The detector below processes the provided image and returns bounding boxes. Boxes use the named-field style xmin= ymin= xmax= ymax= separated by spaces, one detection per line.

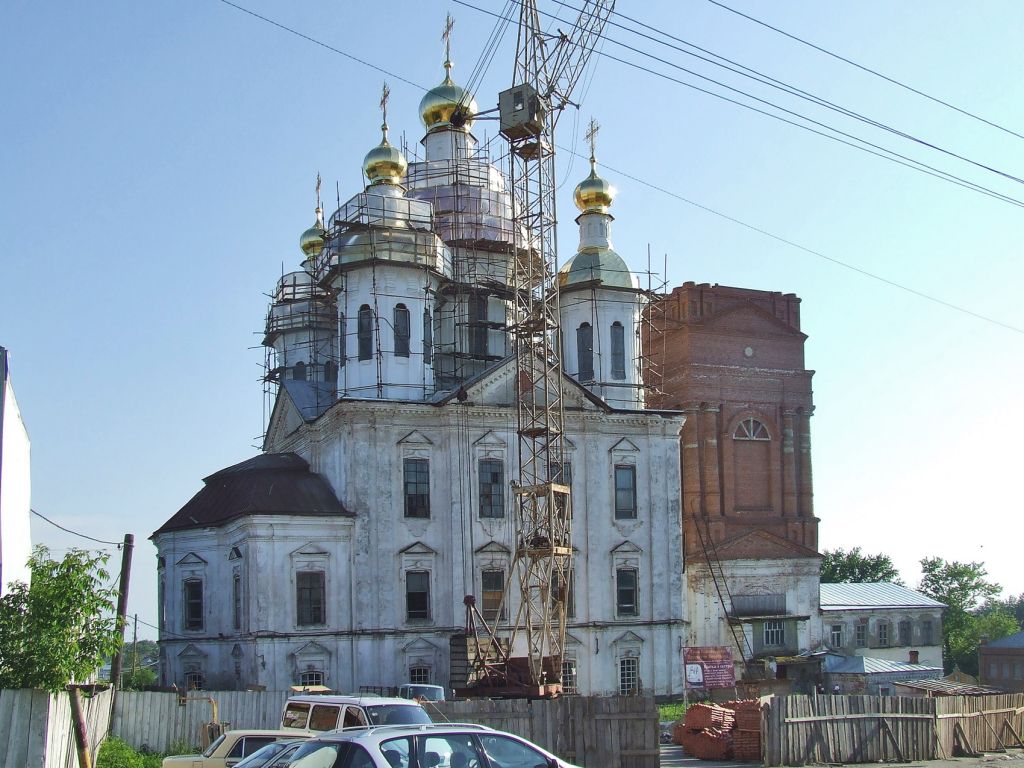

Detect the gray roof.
xmin=820 ymin=582 xmax=945 ymax=611
xmin=824 ymin=654 xmax=942 ymax=675
xmin=984 ymin=630 xmax=1024 ymax=649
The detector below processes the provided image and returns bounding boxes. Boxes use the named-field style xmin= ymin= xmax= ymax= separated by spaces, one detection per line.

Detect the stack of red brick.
xmin=724 ymin=700 xmax=763 ymax=762
xmin=672 ymin=701 xmax=763 ymax=762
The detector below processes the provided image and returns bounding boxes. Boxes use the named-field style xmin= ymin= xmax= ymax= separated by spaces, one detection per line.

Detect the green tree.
xmin=980 ymin=594 xmax=1024 ymax=631
xmin=120 ymin=666 xmax=157 ymax=690
xmin=820 ymin=547 xmax=903 ymax=584
xmin=917 ymin=557 xmax=1002 ymax=674
xmin=0 ymin=546 xmax=122 ymax=692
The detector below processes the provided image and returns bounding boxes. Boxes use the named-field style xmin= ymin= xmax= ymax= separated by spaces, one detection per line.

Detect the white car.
xmin=277 ymin=723 xmax=580 ymax=768
xmin=281 ymin=695 xmax=432 ymax=733
xmin=162 ymin=729 xmax=311 ymax=768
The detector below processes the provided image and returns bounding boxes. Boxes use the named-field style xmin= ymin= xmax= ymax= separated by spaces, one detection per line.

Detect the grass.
xmin=96 ymin=737 xmax=179 ymax=768
xmin=658 ymin=701 xmax=689 ymax=723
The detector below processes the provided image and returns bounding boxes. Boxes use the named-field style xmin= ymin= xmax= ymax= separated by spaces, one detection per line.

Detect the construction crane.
xmin=460 ymin=0 xmax=615 ymax=698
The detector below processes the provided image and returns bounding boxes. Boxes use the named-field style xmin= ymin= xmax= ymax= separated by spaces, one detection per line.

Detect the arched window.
xmin=324 ymin=360 xmax=338 ymax=384
xmin=423 ymin=307 xmax=433 ymax=364
xmin=293 ymin=361 xmax=307 ymax=381
xmin=734 ymin=418 xmax=770 ymax=440
xmin=394 ymin=304 xmax=411 ymax=357
xmin=358 ymin=305 xmax=373 ymax=361
xmin=610 ymin=321 xmax=626 ymax=380
xmin=576 ymin=322 xmax=594 ymax=381
xmin=469 ymin=294 xmax=488 ymax=356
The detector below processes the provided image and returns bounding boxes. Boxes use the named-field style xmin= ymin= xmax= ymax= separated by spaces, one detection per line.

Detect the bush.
xmin=96 ymin=738 xmax=144 ymax=768
xmin=658 ymin=700 xmax=688 ymax=723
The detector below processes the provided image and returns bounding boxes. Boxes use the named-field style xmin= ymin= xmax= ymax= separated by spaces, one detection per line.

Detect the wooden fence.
xmin=763 ymin=693 xmax=1024 ymax=766
xmin=111 ymin=691 xmax=658 ymax=768
xmin=0 ymin=687 xmax=112 ymax=768
xmin=934 ymin=694 xmax=1024 ymax=758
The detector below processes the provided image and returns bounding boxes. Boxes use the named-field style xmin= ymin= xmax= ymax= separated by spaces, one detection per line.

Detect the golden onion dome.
xmin=363 ymin=123 xmax=408 ymax=185
xmin=419 ymin=60 xmax=477 ymax=133
xmin=299 ymin=206 xmax=325 ymax=256
xmin=574 ymin=159 xmax=616 ymax=214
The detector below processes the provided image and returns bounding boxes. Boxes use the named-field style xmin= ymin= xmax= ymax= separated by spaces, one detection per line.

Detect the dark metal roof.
xmin=985 ymin=630 xmax=1024 ymax=649
xmin=153 ymin=452 xmax=350 ymax=536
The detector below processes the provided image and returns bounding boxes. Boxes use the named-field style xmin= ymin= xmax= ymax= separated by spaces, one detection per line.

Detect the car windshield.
xmin=232 ymin=741 xmax=292 ymax=768
xmin=202 ymin=734 xmax=227 ymax=758
xmin=365 ymin=704 xmax=431 ymax=726
xmin=407 ymin=686 xmax=444 ymax=702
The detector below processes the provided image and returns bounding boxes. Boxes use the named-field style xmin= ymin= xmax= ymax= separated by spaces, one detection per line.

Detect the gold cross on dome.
xmin=315 ymin=172 xmax=322 ymax=208
xmin=380 ymin=82 xmax=391 ymax=130
xmin=585 ymin=117 xmax=600 ymax=163
xmin=443 ymin=14 xmax=454 ymax=70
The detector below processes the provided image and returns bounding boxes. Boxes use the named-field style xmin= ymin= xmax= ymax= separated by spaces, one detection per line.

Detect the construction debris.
xmin=672 ymin=700 xmax=763 ymax=762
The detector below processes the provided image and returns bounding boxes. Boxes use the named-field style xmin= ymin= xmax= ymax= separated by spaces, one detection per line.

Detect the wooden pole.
xmin=68 ymin=685 xmax=92 ymax=768
xmin=109 ymin=534 xmax=135 ymax=711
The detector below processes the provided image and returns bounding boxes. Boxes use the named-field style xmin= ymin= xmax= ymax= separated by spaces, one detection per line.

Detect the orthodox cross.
xmin=380 ymin=82 xmax=391 ymax=136
xmin=315 ymin=172 xmax=322 ymax=210
xmin=443 ymin=13 xmax=454 ymax=72
xmin=585 ymin=117 xmax=600 ymax=164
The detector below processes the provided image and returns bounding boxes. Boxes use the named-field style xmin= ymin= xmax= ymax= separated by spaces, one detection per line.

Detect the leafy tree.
xmin=120 ymin=666 xmax=157 ymax=690
xmin=820 ymin=547 xmax=903 ymax=584
xmin=917 ymin=557 xmax=1002 ymax=674
xmin=979 ymin=594 xmax=1024 ymax=631
xmin=0 ymin=546 xmax=122 ymax=692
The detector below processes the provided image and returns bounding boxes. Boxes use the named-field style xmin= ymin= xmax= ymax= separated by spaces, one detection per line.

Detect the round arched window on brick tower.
xmin=732 ymin=417 xmax=773 ymax=513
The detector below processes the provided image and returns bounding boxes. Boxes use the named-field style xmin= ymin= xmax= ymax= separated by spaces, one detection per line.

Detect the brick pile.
xmin=671 ymin=701 xmax=763 ymax=762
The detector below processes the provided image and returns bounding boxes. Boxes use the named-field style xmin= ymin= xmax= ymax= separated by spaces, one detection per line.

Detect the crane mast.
xmin=477 ymin=0 xmax=614 ymax=695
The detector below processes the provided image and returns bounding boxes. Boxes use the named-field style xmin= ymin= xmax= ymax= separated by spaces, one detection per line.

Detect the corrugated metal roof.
xmin=892 ymin=679 xmax=1003 ymax=695
xmin=824 ymin=654 xmax=943 ymax=675
xmin=819 ymin=582 xmax=946 ymax=610
xmin=984 ymin=630 xmax=1024 ymax=649
xmin=153 ymin=452 xmax=350 ymax=535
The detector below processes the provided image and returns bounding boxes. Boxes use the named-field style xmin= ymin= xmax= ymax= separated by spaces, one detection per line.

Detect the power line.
xmin=455 ymin=0 xmax=1024 ymax=208
xmin=30 ymin=508 xmax=123 ymax=547
xmin=211 ymin=0 xmax=1023 ymax=336
xmin=562 ymin=146 xmax=1024 ymax=336
xmin=705 ymin=0 xmax=1024 ymax=142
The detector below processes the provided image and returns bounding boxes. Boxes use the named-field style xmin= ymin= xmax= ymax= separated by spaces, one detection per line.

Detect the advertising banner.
xmin=683 ymin=646 xmax=735 ymax=689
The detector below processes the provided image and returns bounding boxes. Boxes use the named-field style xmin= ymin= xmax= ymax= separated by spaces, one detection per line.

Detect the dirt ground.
xmin=659 ymin=743 xmax=1024 ymax=768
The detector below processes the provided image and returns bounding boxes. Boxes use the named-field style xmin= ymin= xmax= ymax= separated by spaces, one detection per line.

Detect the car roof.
xmin=227 ymin=729 xmax=315 ymax=737
xmin=315 ymin=723 xmax=498 ymax=743
xmin=286 ymin=695 xmax=418 ymax=707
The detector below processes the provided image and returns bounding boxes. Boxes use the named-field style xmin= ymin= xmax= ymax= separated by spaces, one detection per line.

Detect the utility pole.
xmin=132 ymin=614 xmax=139 ymax=681
xmin=109 ymin=534 xmax=135 ymax=702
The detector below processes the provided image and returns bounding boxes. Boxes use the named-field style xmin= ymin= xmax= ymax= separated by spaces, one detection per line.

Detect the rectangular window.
xmin=232 ymin=574 xmax=242 ymax=631
xmin=550 ymin=460 xmax=573 ymax=518
xmin=479 ymin=458 xmax=505 ymax=518
xmin=296 ymin=571 xmax=326 ymax=626
xmin=764 ymin=620 xmax=785 ymax=647
xmin=184 ymin=579 xmax=204 ymax=631
xmin=299 ymin=670 xmax=324 ymax=688
xmin=610 ymin=322 xmax=626 ymax=380
xmin=616 ymin=568 xmax=638 ymax=616
xmin=561 ymin=659 xmax=578 ymax=694
xmin=898 ymin=619 xmax=911 ymax=646
xmin=394 ymin=305 xmax=411 ymax=357
xmin=619 ymin=657 xmax=639 ymax=695
xmin=921 ymin=620 xmax=933 ymax=645
xmin=830 ymin=624 xmax=843 ymax=647
xmin=423 ymin=308 xmax=432 ymax=364
xmin=855 ymin=623 xmax=867 ymax=647
xmin=614 ymin=464 xmax=637 ymax=519
xmin=878 ymin=621 xmax=890 ymax=647
xmin=482 ymin=570 xmax=505 ymax=622
xmin=410 ymin=666 xmax=431 ymax=685
xmin=403 ymin=458 xmax=430 ymax=518
xmin=469 ymin=295 xmax=488 ymax=356
xmin=406 ymin=570 xmax=431 ymax=620
xmin=158 ymin=576 xmax=165 ymax=630
xmin=552 ymin=568 xmax=576 ymax=619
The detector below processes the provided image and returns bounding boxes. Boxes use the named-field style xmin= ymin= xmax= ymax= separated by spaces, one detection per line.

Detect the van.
xmin=280 ymin=694 xmax=432 ymax=733
xmin=396 ymin=683 xmax=447 ymax=702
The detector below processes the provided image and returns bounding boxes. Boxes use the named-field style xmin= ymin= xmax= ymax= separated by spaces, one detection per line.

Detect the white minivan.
xmin=280 ymin=694 xmax=431 ymax=733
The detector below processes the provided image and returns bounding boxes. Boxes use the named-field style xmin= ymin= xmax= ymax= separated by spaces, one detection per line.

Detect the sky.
xmin=2 ymin=1 xmax=1022 ymax=640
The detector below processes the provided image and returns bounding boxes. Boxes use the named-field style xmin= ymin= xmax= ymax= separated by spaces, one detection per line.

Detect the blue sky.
xmin=2 ymin=1 xmax=1022 ymax=638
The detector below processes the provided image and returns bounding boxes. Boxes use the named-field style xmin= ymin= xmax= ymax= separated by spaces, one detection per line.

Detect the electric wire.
xmin=212 ymin=0 xmax=1023 ymax=335
xmin=30 ymin=508 xmax=124 ymax=547
xmin=705 ymin=0 xmax=1024 ymax=142
xmin=552 ymin=0 xmax=1024 ymax=186
xmin=455 ymin=0 xmax=1024 ymax=209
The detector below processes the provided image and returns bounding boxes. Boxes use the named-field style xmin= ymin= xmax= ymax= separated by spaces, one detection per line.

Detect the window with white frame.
xmin=299 ymin=670 xmax=324 ymax=688
xmin=855 ymin=623 xmax=867 ymax=647
xmin=406 ymin=571 xmax=431 ymax=621
xmin=184 ymin=665 xmax=205 ymax=690
xmin=878 ymin=621 xmax=890 ymax=647
xmin=734 ymin=418 xmax=770 ymax=440
xmin=403 ymin=458 xmax=430 ymax=518
xmin=830 ymin=624 xmax=843 ymax=647
xmin=410 ymin=666 xmax=431 ymax=685
xmin=619 ymin=657 xmax=639 ymax=695
xmin=561 ymin=658 xmax=578 ymax=694
xmin=479 ymin=458 xmax=505 ymax=518
xmin=763 ymin=620 xmax=785 ymax=647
